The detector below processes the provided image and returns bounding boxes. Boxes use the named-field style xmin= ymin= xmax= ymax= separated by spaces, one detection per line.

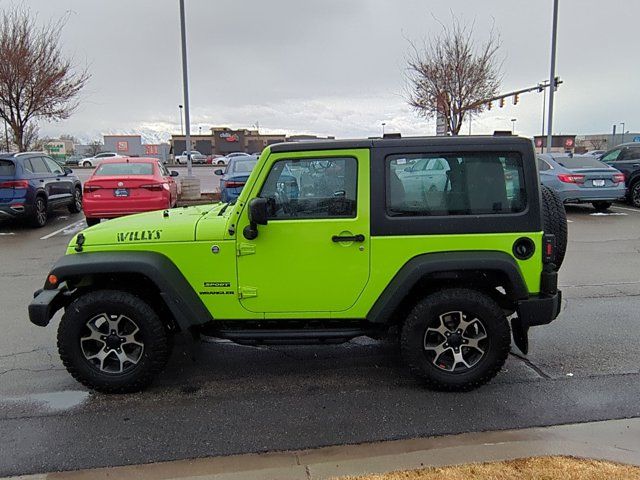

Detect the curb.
xmin=4 ymin=418 xmax=639 ymax=479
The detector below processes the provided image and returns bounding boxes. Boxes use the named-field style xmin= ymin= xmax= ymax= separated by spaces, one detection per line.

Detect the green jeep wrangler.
xmin=29 ymin=135 xmax=566 ymax=393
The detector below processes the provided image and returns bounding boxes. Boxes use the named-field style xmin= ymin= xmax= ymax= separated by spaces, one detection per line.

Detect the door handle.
xmin=632 ymin=163 xmax=640 ymax=167
xmin=332 ymin=234 xmax=365 ymax=243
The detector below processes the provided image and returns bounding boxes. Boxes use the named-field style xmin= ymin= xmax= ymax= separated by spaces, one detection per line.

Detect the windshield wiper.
xmin=218 ymin=200 xmax=236 ymax=216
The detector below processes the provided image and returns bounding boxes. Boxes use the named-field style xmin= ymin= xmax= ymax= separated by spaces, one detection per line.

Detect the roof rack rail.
xmin=14 ymin=151 xmax=45 ymax=157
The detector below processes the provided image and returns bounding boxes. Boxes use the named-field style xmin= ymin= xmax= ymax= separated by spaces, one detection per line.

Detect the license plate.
xmin=114 ymin=188 xmax=129 ymax=197
xmin=593 ymin=179 xmax=605 ymax=187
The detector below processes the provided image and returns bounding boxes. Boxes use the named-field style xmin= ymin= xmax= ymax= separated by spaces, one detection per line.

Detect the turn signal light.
xmin=557 ymin=174 xmax=585 ymax=184
xmin=47 ymin=274 xmax=58 ymax=286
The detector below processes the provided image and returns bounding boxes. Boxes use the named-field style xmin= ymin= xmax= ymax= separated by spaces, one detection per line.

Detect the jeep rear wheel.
xmin=400 ymin=288 xmax=510 ymax=391
xmin=541 ymin=185 xmax=568 ymax=268
xmin=57 ymin=290 xmax=171 ymax=393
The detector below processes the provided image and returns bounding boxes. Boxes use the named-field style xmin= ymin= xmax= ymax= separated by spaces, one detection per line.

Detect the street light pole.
xmin=178 ymin=105 xmax=183 ymax=135
xmin=546 ymin=0 xmax=559 ymax=153
xmin=179 ymin=0 xmax=193 ymax=178
xmin=381 ymin=122 xmax=386 ymax=136
xmin=620 ymin=122 xmax=625 ymax=144
xmin=511 ymin=118 xmax=517 ymax=134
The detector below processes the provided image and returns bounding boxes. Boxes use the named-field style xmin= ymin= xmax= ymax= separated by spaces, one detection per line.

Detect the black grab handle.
xmin=332 ymin=234 xmax=365 ymax=243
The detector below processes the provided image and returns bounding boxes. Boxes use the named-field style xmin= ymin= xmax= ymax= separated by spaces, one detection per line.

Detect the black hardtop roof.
xmin=269 ymin=135 xmax=533 ymax=153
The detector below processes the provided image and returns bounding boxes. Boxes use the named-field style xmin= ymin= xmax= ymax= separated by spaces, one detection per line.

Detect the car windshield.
xmin=0 ymin=159 xmax=15 ymax=176
xmin=95 ymin=162 xmax=154 ymax=175
xmin=556 ymin=157 xmax=608 ymax=169
xmin=231 ymin=158 xmax=257 ymax=173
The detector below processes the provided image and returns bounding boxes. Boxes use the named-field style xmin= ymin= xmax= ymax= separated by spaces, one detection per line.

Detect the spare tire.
xmin=540 ymin=185 xmax=568 ymax=268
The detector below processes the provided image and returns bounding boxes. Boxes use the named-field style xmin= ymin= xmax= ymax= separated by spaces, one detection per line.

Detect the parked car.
xmin=83 ymin=157 xmax=179 ymax=226
xmin=81 ymin=152 xmax=123 ymax=168
xmin=64 ymin=154 xmax=85 ymax=166
xmin=214 ymin=155 xmax=259 ymax=202
xmin=206 ymin=154 xmax=226 ymax=165
xmin=537 ymin=153 xmax=626 ymax=211
xmin=599 ymin=142 xmax=640 ymax=208
xmin=584 ymin=150 xmax=606 ymax=157
xmin=216 ymin=152 xmax=251 ymax=166
xmin=175 ymin=150 xmax=207 ymax=165
xmin=0 ymin=152 xmax=82 ymax=227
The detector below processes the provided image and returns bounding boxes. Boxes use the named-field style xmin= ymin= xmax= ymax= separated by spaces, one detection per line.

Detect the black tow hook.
xmin=74 ymin=233 xmax=85 ymax=252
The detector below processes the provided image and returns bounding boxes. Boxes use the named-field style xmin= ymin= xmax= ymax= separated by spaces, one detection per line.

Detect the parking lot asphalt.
xmin=0 ymin=203 xmax=639 ymax=476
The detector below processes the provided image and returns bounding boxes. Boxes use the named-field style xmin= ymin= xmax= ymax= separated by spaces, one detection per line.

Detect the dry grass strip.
xmin=337 ymin=455 xmax=640 ymax=480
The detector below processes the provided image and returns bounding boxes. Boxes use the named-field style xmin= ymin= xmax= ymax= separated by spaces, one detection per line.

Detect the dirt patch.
xmin=338 ymin=456 xmax=640 ymax=480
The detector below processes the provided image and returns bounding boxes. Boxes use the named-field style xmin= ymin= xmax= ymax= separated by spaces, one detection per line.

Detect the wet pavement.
xmin=0 ymin=204 xmax=639 ymax=476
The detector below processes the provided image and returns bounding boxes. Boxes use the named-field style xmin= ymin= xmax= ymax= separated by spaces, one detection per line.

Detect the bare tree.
xmin=589 ymin=138 xmax=607 ymax=150
xmin=0 ymin=6 xmax=89 ymax=151
xmin=406 ymin=17 xmax=502 ymax=135
xmin=86 ymin=140 xmax=103 ymax=157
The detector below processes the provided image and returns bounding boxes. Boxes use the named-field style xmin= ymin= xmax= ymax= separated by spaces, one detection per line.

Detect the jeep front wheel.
xmin=400 ymin=288 xmax=510 ymax=391
xmin=57 ymin=290 xmax=171 ymax=393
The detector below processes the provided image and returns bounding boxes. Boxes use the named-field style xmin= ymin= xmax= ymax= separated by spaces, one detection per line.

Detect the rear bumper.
xmin=0 ymin=202 xmax=30 ymax=218
xmin=556 ymin=186 xmax=626 ymax=203
xmin=83 ymin=196 xmax=169 ymax=218
xmin=516 ymin=290 xmax=562 ymax=328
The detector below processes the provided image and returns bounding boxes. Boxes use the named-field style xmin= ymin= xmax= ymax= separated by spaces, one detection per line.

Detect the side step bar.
xmin=211 ymin=328 xmax=369 ymax=346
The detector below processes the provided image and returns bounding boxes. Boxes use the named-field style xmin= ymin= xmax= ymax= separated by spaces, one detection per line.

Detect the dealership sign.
xmin=116 ymin=141 xmax=129 ymax=152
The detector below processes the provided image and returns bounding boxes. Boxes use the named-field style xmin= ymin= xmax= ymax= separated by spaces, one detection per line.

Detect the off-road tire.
xmin=85 ymin=217 xmax=100 ymax=227
xmin=30 ymin=196 xmax=47 ymax=227
xmin=592 ymin=201 xmax=612 ymax=212
xmin=630 ymin=180 xmax=640 ymax=208
xmin=541 ymin=185 xmax=568 ymax=268
xmin=57 ymin=290 xmax=171 ymax=393
xmin=68 ymin=187 xmax=82 ymax=213
xmin=400 ymin=288 xmax=510 ymax=391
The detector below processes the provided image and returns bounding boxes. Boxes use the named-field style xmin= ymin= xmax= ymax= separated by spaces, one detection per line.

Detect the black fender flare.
xmin=38 ymin=251 xmax=213 ymax=330
xmin=366 ymin=251 xmax=529 ymax=324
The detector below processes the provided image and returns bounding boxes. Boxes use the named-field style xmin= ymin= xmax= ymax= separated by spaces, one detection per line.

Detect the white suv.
xmin=81 ymin=152 xmax=122 ymax=167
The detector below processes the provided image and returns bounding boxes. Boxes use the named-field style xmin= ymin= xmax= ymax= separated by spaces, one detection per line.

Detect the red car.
xmin=83 ymin=157 xmax=179 ymax=226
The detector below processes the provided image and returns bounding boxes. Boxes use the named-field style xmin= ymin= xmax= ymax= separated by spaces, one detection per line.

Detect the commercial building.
xmin=101 ymin=135 xmax=170 ymax=162
xmin=43 ymin=139 xmax=75 ymax=159
xmin=170 ymin=127 xmax=334 ymax=161
xmin=533 ymin=135 xmax=577 ymax=154
xmin=574 ymin=133 xmax=640 ymax=153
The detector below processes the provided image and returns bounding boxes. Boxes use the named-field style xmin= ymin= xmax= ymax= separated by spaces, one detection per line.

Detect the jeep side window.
xmin=259 ymin=157 xmax=357 ymax=219
xmin=387 ymin=152 xmax=526 ymax=216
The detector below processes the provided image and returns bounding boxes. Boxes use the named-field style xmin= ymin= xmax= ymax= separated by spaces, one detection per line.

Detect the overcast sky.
xmin=22 ymin=0 xmax=640 ymax=142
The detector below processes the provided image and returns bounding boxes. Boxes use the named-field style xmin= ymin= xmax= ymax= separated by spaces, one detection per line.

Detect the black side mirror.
xmin=63 ymin=167 xmax=72 ymax=175
xmin=243 ymin=197 xmax=268 ymax=240
xmin=170 ymin=170 xmax=179 ymax=177
xmin=214 ymin=169 xmax=223 ymax=176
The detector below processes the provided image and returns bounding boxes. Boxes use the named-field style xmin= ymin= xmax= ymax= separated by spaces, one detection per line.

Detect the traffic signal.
xmin=513 ymin=94 xmax=519 ymax=105
xmin=499 ymin=98 xmax=504 ymax=108
xmin=487 ymin=101 xmax=492 ymax=110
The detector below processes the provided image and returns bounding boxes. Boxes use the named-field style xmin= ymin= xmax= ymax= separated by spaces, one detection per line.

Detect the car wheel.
xmin=82 ymin=161 xmax=92 ymax=167
xmin=85 ymin=217 xmax=100 ymax=227
xmin=400 ymin=288 xmax=510 ymax=391
xmin=631 ymin=181 xmax=640 ymax=209
xmin=30 ymin=196 xmax=47 ymax=227
xmin=592 ymin=201 xmax=612 ymax=212
xmin=541 ymin=185 xmax=568 ymax=268
xmin=57 ymin=290 xmax=171 ymax=393
xmin=217 ymin=160 xmax=225 ymax=165
xmin=68 ymin=187 xmax=83 ymax=213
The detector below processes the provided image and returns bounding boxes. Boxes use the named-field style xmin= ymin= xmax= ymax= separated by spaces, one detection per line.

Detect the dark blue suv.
xmin=0 ymin=152 xmax=83 ymax=227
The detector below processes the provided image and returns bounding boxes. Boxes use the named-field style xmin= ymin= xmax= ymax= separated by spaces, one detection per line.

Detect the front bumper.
xmin=28 ymin=284 xmax=71 ymax=327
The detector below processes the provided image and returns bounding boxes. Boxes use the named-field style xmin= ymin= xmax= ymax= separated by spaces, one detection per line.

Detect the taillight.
xmin=613 ymin=173 xmax=625 ymax=184
xmin=83 ymin=184 xmax=102 ymax=193
xmin=225 ymin=181 xmax=246 ymax=188
xmin=557 ymin=174 xmax=585 ymax=184
xmin=0 ymin=180 xmax=29 ymax=188
xmin=543 ymin=234 xmax=556 ymax=264
xmin=140 ymin=183 xmax=163 ymax=191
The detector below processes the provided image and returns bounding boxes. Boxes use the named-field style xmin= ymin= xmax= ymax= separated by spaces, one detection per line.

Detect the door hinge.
xmin=238 ymin=286 xmax=258 ymax=299
xmin=237 ymin=243 xmax=256 ymax=256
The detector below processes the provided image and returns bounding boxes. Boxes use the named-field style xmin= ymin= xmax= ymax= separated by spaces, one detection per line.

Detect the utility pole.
xmin=178 ymin=0 xmax=200 ymax=198
xmin=620 ymin=122 xmax=626 ymax=144
xmin=381 ymin=122 xmax=386 ymax=136
xmin=546 ymin=0 xmax=559 ymax=153
xmin=178 ymin=105 xmax=183 ymax=135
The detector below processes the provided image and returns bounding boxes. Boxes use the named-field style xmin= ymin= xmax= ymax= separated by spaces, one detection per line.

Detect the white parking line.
xmin=40 ymin=220 xmax=86 ymax=240
xmin=611 ymin=205 xmax=640 ymax=214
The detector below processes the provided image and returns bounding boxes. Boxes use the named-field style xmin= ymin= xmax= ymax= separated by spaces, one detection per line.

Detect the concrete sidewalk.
xmin=6 ymin=418 xmax=639 ymax=480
